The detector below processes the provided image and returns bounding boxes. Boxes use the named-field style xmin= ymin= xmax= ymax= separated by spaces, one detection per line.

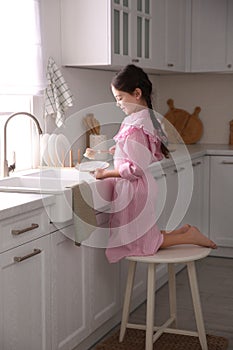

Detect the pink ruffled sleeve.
xmin=115 ymin=127 xmax=162 ymax=181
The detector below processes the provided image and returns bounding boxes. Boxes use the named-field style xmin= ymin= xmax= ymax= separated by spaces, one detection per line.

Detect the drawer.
xmin=0 ymin=207 xmax=52 ymax=252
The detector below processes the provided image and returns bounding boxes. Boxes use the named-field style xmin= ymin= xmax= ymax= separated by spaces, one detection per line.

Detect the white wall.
xmin=154 ymin=74 xmax=233 ymax=144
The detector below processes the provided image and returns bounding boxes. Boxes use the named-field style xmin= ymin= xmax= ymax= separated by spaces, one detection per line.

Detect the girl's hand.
xmin=109 ymin=146 xmax=116 ymax=155
xmin=94 ymin=168 xmax=107 ymax=179
xmin=93 ymin=167 xmax=120 ymax=179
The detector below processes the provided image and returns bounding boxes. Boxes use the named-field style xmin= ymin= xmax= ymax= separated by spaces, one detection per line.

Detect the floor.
xmin=91 ymin=256 xmax=233 ymax=349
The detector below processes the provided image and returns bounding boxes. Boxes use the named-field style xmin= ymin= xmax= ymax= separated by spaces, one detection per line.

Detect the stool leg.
xmin=168 ymin=263 xmax=177 ymax=327
xmin=146 ymin=263 xmax=156 ymax=350
xmin=119 ymin=261 xmax=137 ymax=342
xmin=187 ymin=261 xmax=208 ymax=350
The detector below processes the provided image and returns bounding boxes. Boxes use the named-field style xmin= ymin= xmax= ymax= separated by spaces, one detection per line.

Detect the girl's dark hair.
xmin=112 ymin=64 xmax=169 ymax=158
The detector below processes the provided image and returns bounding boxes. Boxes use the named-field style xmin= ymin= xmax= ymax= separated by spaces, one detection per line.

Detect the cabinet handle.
xmin=192 ymin=161 xmax=202 ymax=167
xmin=227 ymin=64 xmax=232 ymax=68
xmin=11 ymin=223 xmax=39 ymax=236
xmin=14 ymin=248 xmax=42 ymax=263
xmin=154 ymin=173 xmax=167 ymax=180
xmin=167 ymin=63 xmax=174 ymax=67
xmin=174 ymin=167 xmax=185 ymax=173
xmin=221 ymin=161 xmax=233 ymax=165
xmin=132 ymin=58 xmax=139 ymax=63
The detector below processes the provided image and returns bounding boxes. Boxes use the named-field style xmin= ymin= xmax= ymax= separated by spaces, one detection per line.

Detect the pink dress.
xmin=105 ymin=109 xmax=164 ymax=263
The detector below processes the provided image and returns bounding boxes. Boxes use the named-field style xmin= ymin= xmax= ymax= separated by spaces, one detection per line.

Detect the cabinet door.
xmin=111 ymin=0 xmax=132 ymax=66
xmin=164 ymin=162 xmax=193 ymax=231
xmin=134 ymin=0 xmax=153 ymax=67
xmin=51 ymin=230 xmax=90 ymax=350
xmin=182 ymin=158 xmax=204 ymax=230
xmin=88 ymin=247 xmax=120 ymax=331
xmin=210 ymin=156 xmax=233 ymax=247
xmin=61 ymin=0 xmax=154 ymax=69
xmin=0 ymin=236 xmax=51 ymax=350
xmin=111 ymin=0 xmax=154 ymax=68
xmin=153 ymin=0 xmax=188 ymax=71
xmin=191 ymin=0 xmax=233 ymax=72
xmin=61 ymin=0 xmax=110 ymax=66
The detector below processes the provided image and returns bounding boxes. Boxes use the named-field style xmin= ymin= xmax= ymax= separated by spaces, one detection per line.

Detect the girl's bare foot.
xmin=161 ymin=224 xmax=191 ymax=235
xmin=188 ymin=226 xmax=217 ymax=249
xmin=161 ymin=225 xmax=217 ymax=249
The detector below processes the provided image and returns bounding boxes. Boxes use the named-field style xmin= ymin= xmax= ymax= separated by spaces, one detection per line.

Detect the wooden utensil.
xmin=83 ymin=113 xmax=101 ymax=147
xmin=164 ymin=99 xmax=203 ymax=144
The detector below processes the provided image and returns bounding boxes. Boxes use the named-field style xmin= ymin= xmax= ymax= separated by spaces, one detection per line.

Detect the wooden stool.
xmin=119 ymin=244 xmax=211 ymax=350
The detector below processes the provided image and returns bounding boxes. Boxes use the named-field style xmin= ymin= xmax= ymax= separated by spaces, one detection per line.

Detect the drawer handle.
xmin=174 ymin=167 xmax=185 ymax=173
xmin=154 ymin=173 xmax=167 ymax=180
xmin=11 ymin=223 xmax=39 ymax=236
xmin=221 ymin=161 xmax=233 ymax=165
xmin=14 ymin=248 xmax=42 ymax=263
xmin=192 ymin=161 xmax=202 ymax=167
xmin=132 ymin=58 xmax=139 ymax=63
xmin=167 ymin=63 xmax=174 ymax=67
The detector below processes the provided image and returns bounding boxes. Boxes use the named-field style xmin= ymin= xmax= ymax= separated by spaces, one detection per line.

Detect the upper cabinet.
xmin=61 ymin=0 xmax=155 ymax=69
xmin=60 ymin=0 xmax=233 ymax=73
xmin=153 ymin=0 xmax=189 ymax=72
xmin=191 ymin=0 xmax=233 ymax=72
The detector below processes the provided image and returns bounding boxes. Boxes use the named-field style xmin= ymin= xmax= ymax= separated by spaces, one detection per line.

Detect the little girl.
xmin=93 ymin=64 xmax=216 ymax=263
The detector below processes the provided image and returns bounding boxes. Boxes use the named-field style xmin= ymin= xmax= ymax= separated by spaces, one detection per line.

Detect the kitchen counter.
xmin=149 ymin=143 xmax=233 ymax=172
xmin=1 ymin=143 xmax=233 ymax=222
xmin=0 ymin=192 xmax=55 ymax=220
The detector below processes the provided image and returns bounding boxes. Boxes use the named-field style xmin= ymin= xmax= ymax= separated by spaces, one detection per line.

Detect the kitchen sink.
xmin=0 ymin=176 xmax=77 ymax=194
xmin=22 ymin=167 xmax=96 ymax=182
xmin=0 ymin=169 xmax=107 ymax=223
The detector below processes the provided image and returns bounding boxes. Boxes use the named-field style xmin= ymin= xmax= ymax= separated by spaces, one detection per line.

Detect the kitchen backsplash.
xmin=52 ymin=67 xmax=233 ymax=146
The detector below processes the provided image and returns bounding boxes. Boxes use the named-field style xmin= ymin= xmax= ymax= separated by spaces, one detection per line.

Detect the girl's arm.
xmin=94 ymin=168 xmax=120 ymax=179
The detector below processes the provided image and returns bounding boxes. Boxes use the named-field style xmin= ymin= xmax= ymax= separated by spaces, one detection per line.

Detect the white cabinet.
xmin=191 ymin=0 xmax=233 ymax=72
xmin=0 ymin=207 xmax=52 ymax=253
xmin=153 ymin=0 xmax=189 ymax=72
xmin=209 ymin=156 xmax=233 ymax=247
xmin=88 ymin=247 xmax=120 ymax=331
xmin=0 ymin=235 xmax=51 ymax=350
xmin=51 ymin=227 xmax=120 ymax=350
xmin=60 ymin=0 xmax=233 ymax=73
xmin=182 ymin=158 xmax=204 ymax=230
xmin=163 ymin=161 xmax=194 ymax=231
xmin=51 ymin=229 xmax=90 ymax=350
xmin=60 ymin=0 xmax=154 ymax=69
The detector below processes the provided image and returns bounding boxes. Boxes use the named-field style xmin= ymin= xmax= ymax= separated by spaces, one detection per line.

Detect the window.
xmin=0 ymin=96 xmax=41 ymax=174
xmin=0 ymin=0 xmax=45 ymax=95
xmin=0 ymin=0 xmax=45 ymax=176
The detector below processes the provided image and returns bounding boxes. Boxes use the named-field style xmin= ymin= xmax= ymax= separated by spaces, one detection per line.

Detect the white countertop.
xmin=1 ymin=143 xmax=233 ymax=221
xmin=150 ymin=143 xmax=233 ymax=172
xmin=0 ymin=192 xmax=55 ymax=220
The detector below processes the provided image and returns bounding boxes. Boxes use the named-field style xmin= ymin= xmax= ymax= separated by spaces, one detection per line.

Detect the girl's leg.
xmin=160 ymin=226 xmax=217 ymax=249
xmin=161 ymin=224 xmax=191 ymax=235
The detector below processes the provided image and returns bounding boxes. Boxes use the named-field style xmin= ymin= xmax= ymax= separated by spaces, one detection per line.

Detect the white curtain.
xmin=0 ymin=0 xmax=46 ymax=95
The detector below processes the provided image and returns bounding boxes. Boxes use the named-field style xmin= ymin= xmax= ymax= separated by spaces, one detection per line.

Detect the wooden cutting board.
xmin=163 ymin=99 xmax=203 ymax=144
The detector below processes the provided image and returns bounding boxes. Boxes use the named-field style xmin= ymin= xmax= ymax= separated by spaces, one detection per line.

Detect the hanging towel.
xmin=45 ymin=57 xmax=73 ymax=127
xmin=71 ymin=181 xmax=98 ymax=246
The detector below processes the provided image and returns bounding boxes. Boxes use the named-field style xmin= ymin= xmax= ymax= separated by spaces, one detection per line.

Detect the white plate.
xmin=76 ymin=161 xmax=109 ymax=172
xmin=55 ymin=134 xmax=70 ymax=166
xmin=48 ymin=134 xmax=58 ymax=166
xmin=40 ymin=133 xmax=51 ymax=166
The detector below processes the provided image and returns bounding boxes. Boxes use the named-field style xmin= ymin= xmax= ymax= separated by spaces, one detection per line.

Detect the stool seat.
xmin=126 ymin=244 xmax=211 ymax=264
xmin=120 ymin=244 xmax=211 ymax=350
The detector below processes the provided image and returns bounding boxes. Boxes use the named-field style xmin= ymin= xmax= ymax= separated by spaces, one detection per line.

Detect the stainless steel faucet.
xmin=3 ymin=112 xmax=43 ymax=177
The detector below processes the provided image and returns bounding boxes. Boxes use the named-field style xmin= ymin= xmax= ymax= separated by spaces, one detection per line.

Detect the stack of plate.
xmin=40 ymin=133 xmax=70 ymax=167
